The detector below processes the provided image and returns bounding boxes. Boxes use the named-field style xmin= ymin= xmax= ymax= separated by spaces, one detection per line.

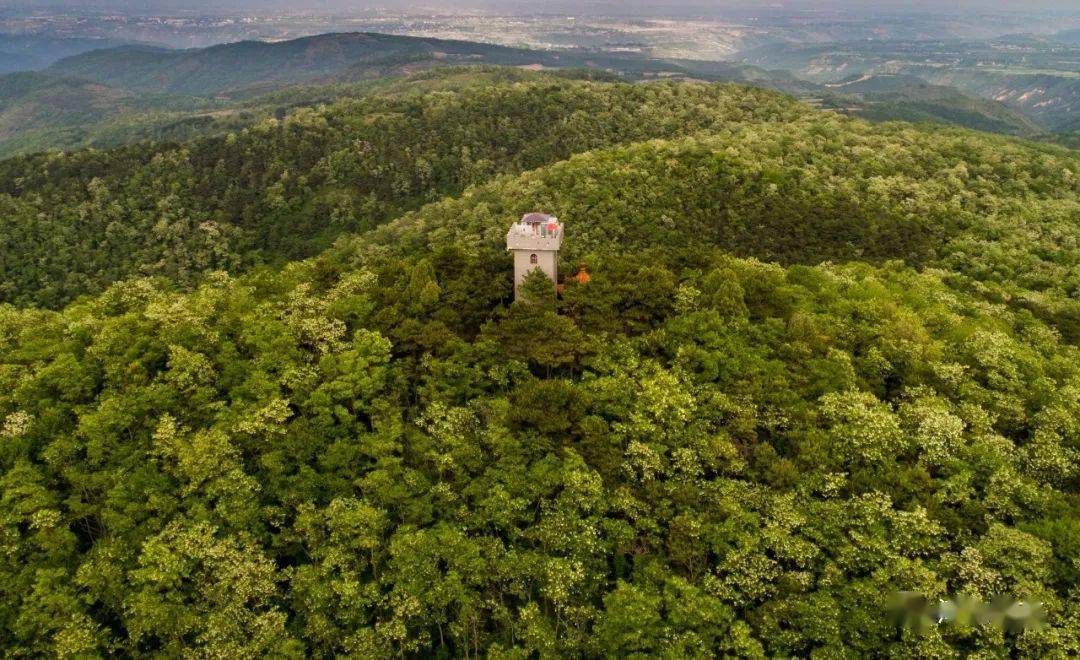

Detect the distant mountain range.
xmin=739 ymin=38 xmax=1080 ymax=131
xmin=0 ymin=69 xmax=220 ymax=157
xmin=0 ymin=31 xmax=1072 ymax=158
xmin=916 ymin=69 xmax=1080 ymax=131
xmin=0 ymin=34 xmax=131 ymax=73
xmin=816 ymin=74 xmax=1043 ymax=136
xmin=43 ymin=31 xmax=816 ymax=98
xmin=0 ymin=32 xmax=824 ymax=157
xmin=44 ymin=33 xmax=566 ymax=96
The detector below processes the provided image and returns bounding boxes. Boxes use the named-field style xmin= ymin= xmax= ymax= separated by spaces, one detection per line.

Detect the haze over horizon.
xmin=3 ymin=0 xmax=1078 ymax=17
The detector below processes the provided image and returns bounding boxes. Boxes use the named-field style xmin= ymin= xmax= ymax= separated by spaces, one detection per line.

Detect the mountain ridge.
xmin=0 ymin=32 xmax=1063 ymax=158
xmin=816 ymin=73 xmax=1044 ymax=135
xmin=46 ymin=32 xmax=606 ymax=96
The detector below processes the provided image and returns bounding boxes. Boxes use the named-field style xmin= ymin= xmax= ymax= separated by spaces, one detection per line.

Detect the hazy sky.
xmin=3 ymin=0 xmax=1078 ymax=14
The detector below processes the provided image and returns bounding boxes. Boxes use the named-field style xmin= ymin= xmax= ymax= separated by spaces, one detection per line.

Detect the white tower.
xmin=507 ymin=212 xmax=562 ymax=300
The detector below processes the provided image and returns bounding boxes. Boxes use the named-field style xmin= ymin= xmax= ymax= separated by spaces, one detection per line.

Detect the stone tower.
xmin=506 ymin=212 xmax=562 ymax=300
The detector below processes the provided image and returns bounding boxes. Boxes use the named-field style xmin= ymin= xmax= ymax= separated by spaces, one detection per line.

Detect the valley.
xmin=741 ymin=35 xmax=1080 ymax=130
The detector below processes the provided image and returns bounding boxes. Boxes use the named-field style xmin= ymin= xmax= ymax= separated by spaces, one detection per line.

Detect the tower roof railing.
xmin=507 ymin=212 xmax=562 ymax=249
xmin=508 ymin=223 xmax=561 ymax=238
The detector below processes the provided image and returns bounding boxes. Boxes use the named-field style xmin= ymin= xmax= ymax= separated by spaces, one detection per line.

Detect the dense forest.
xmin=0 ymin=71 xmax=805 ymax=308
xmin=0 ymin=69 xmax=1078 ymax=657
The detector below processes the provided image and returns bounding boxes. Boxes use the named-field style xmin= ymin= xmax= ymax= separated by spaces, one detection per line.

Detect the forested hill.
xmin=0 ymin=72 xmax=135 ymax=139
xmin=1 ymin=70 xmax=1076 ymax=328
xmin=44 ymin=31 xmax=808 ymax=99
xmin=339 ymin=121 xmax=1080 ymax=339
xmin=0 ymin=71 xmax=1078 ymax=657
xmin=0 ymin=73 xmax=806 ymax=308
xmin=0 ymin=36 xmax=810 ymax=159
xmin=44 ymin=33 xmax=568 ymax=96
xmin=818 ymin=74 xmax=1043 ymax=136
xmin=0 ymin=71 xmax=194 ymax=144
xmin=0 ymin=33 xmax=1062 ymax=159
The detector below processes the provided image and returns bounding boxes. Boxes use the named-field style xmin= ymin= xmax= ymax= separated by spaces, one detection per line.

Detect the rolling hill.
xmin=921 ymin=69 xmax=1080 ymax=131
xmin=0 ymin=72 xmax=1076 ymax=657
xmin=44 ymin=32 xmax=620 ymax=96
xmin=0 ymin=32 xmax=812 ymax=157
xmin=816 ymin=74 xmax=1043 ymax=135
xmin=45 ymin=31 xmax=823 ymax=98
xmin=0 ymin=34 xmax=132 ymax=73
xmin=740 ymin=38 xmax=1080 ymax=131
xmin=0 ymin=71 xmax=139 ymax=138
xmin=0 ymin=32 xmax=1064 ymax=159
xmin=0 ymin=73 xmax=805 ymax=308
xmin=0 ymin=70 xmax=222 ymax=158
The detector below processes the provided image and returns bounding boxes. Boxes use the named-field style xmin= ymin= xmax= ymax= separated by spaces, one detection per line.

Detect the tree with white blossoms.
xmin=122 ymin=520 xmax=300 ymax=657
xmin=819 ymin=390 xmax=905 ymax=467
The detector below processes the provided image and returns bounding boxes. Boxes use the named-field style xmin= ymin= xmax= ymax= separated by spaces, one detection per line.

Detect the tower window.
xmin=530 ymin=254 xmax=538 ymax=264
